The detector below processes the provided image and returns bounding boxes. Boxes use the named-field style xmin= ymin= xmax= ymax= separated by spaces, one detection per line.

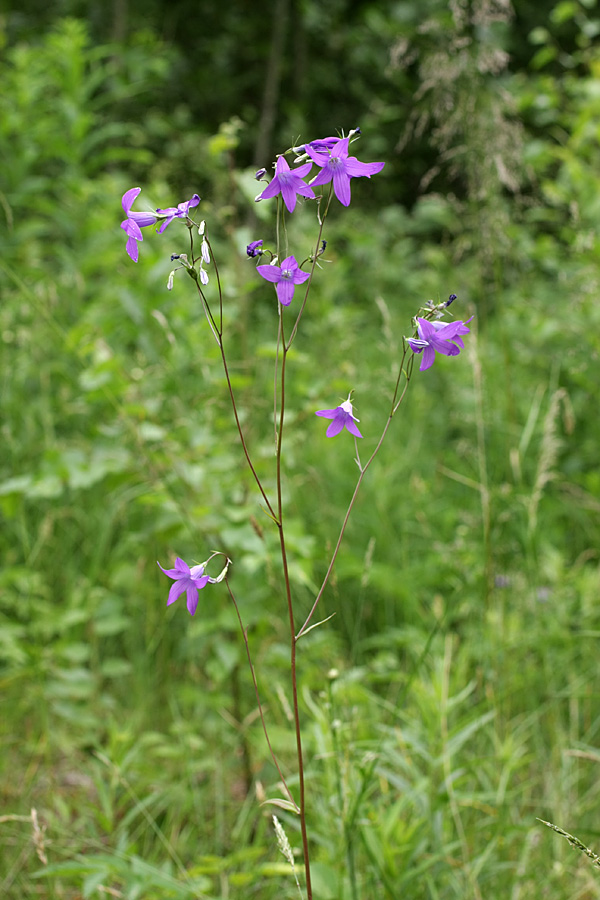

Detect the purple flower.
xmin=406 ymin=317 xmax=473 ymax=371
xmin=155 ymin=194 xmax=201 ymax=233
xmin=306 ymin=137 xmax=384 ymax=207
xmin=157 ymin=556 xmax=210 ymax=616
xmin=256 ymin=255 xmax=310 ymax=306
xmin=257 ymin=155 xmax=315 ymax=213
xmin=247 ymin=240 xmax=263 ymax=258
xmin=316 ymin=395 xmax=363 ymax=438
xmin=121 ymin=187 xmax=158 ymax=262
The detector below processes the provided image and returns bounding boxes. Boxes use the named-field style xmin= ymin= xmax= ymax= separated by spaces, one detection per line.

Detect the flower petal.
xmin=258 ymin=178 xmax=281 ymax=201
xmin=277 ymin=280 xmax=294 ymax=306
xmin=293 ymin=269 xmax=310 ymax=286
xmin=157 ymin=215 xmax=176 ymax=234
xmin=333 ymin=169 xmax=351 ymax=206
xmin=126 ymin=236 xmax=139 ymax=262
xmin=167 ymin=579 xmax=188 ymax=606
xmin=157 ymin=561 xmax=181 ymax=578
xmin=310 ymin=167 xmax=333 ymax=188
xmin=420 ymin=346 xmax=436 ymax=371
xmin=326 ymin=415 xmax=345 ymax=437
xmin=122 ymin=187 xmax=141 ymax=215
xmin=256 ymin=264 xmax=281 ymax=284
xmin=345 ymin=418 xmax=363 ymax=438
xmin=344 ymin=157 xmax=385 ymax=178
xmin=280 ymin=182 xmax=298 ymax=213
xmin=173 ymin=557 xmax=191 ymax=575
xmin=186 ymin=585 xmax=199 ymax=615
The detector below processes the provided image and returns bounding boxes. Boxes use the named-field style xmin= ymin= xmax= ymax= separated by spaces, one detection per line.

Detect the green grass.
xmin=2 ymin=15 xmax=600 ymax=900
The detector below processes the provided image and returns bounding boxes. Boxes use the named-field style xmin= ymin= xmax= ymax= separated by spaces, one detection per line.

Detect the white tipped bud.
xmin=207 ymin=557 xmax=231 ymax=583
xmin=198 ymin=220 xmax=206 ymax=235
xmin=201 ymin=239 xmax=210 ymax=264
xmin=167 ymin=271 xmax=175 ymax=291
xmin=200 ymin=267 xmax=209 ymax=285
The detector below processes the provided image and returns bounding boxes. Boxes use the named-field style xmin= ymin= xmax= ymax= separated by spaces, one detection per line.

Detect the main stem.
xmin=277 ymin=338 xmax=312 ymax=900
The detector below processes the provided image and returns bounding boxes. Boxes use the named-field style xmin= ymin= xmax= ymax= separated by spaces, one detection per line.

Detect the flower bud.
xmin=246 ymin=240 xmax=263 ymax=258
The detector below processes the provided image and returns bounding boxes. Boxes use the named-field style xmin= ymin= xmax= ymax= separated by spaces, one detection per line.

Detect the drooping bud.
xmin=246 ymin=240 xmax=263 ymax=258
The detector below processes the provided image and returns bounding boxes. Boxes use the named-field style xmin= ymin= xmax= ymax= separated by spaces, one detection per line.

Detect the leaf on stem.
xmin=296 ymin=613 xmax=336 ymax=641
xmin=261 ymin=798 xmax=300 ymax=815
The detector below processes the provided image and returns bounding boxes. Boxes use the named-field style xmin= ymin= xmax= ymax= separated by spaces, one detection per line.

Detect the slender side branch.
xmin=297 ymin=351 xmax=414 ymax=640
xmin=287 ymin=187 xmax=333 ymax=349
xmin=225 ymin=578 xmax=299 ymax=811
xmin=195 ymin=281 xmax=279 ymax=523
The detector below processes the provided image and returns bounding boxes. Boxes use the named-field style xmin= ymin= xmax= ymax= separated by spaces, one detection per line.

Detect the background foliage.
xmin=1 ymin=1 xmax=600 ymax=897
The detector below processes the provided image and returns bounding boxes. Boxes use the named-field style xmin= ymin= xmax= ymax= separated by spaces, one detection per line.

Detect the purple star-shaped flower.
xmin=316 ymin=395 xmax=363 ymax=438
xmin=306 ymin=137 xmax=384 ymax=207
xmin=257 ymin=156 xmax=315 ymax=213
xmin=155 ymin=194 xmax=201 ymax=233
xmin=157 ymin=557 xmax=210 ymax=616
xmin=406 ymin=317 xmax=473 ymax=371
xmin=256 ymin=255 xmax=310 ymax=306
xmin=120 ymin=187 xmax=158 ymax=262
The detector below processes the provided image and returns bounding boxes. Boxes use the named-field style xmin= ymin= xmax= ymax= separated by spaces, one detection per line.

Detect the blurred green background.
xmin=2 ymin=1 xmax=600 ymax=897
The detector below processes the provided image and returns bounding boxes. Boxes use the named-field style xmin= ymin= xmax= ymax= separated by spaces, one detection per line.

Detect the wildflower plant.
xmin=123 ymin=128 xmax=472 ymax=898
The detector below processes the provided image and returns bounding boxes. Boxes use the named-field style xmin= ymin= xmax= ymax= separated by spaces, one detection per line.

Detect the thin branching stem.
xmin=276 ymin=320 xmax=313 ymax=899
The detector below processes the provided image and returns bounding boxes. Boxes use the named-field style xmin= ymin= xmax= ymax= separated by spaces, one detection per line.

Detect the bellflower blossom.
xmin=306 ymin=137 xmax=384 ymax=207
xmin=155 ymin=194 xmax=201 ymax=233
xmin=316 ymin=395 xmax=363 ymax=438
xmin=256 ymin=255 xmax=310 ymax=306
xmin=406 ymin=317 xmax=473 ymax=371
xmin=157 ymin=557 xmax=210 ymax=616
xmin=257 ymin=155 xmax=315 ymax=213
xmin=121 ymin=187 xmax=158 ymax=262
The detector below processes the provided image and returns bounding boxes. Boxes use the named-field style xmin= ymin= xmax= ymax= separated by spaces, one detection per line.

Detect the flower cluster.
xmin=250 ymin=134 xmax=384 ymax=308
xmin=256 ymin=133 xmax=384 ymax=212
